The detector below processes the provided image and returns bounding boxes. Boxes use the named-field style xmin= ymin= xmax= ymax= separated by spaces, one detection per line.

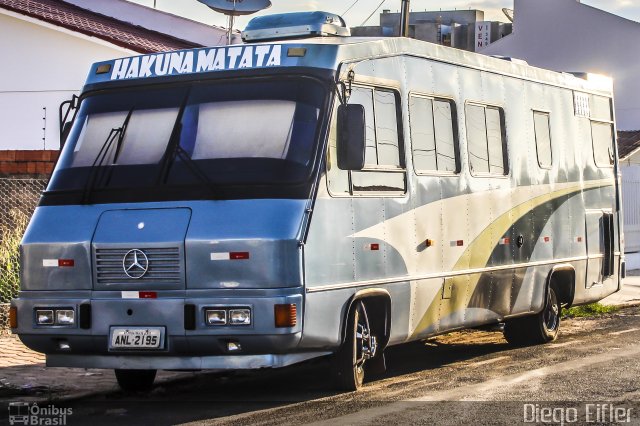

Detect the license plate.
xmin=110 ymin=327 xmax=163 ymax=350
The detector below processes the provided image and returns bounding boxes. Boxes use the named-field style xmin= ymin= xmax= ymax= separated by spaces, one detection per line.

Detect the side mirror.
xmin=60 ymin=121 xmax=73 ymax=149
xmin=337 ymin=104 xmax=366 ymax=170
xmin=59 ymin=95 xmax=79 ymax=149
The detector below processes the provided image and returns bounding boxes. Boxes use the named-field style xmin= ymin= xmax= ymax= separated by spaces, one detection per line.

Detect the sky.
xmin=128 ymin=0 xmax=640 ymax=29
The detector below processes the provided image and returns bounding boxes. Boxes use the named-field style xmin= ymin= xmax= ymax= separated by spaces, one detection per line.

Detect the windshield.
xmin=47 ymin=78 xmax=328 ymax=203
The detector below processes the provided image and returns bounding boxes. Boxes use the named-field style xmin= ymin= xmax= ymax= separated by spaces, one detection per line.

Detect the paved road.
xmin=8 ymin=305 xmax=639 ymax=426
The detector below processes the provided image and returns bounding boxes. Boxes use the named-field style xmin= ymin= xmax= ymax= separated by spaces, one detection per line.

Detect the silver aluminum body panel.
xmin=15 ymin=36 xmax=622 ymax=371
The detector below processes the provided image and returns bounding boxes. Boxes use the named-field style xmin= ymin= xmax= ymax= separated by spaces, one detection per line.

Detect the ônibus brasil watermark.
xmin=524 ymin=403 xmax=633 ymax=425
xmin=8 ymin=402 xmax=72 ymax=426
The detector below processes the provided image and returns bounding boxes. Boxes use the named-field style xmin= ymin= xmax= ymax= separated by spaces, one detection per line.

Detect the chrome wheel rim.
xmin=352 ymin=302 xmax=377 ymax=382
xmin=354 ymin=305 xmax=368 ymax=375
xmin=544 ymin=289 xmax=559 ymax=332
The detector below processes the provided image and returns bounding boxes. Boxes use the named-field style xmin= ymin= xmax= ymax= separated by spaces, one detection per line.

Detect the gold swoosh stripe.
xmin=409 ymin=180 xmax=612 ymax=338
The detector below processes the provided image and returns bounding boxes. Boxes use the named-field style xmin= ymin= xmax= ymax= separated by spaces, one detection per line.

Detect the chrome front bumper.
xmin=46 ymin=351 xmax=330 ymax=370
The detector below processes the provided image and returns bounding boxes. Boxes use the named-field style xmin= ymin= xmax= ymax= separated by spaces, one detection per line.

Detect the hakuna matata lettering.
xmin=111 ymin=45 xmax=283 ymax=80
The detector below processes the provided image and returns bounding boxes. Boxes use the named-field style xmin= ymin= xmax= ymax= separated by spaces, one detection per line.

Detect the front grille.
xmin=95 ymin=247 xmax=182 ymax=284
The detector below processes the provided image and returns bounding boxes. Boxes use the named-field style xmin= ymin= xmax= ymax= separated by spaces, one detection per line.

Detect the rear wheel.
xmin=504 ymin=286 xmax=561 ymax=345
xmin=114 ymin=369 xmax=157 ymax=392
xmin=332 ymin=301 xmax=377 ymax=391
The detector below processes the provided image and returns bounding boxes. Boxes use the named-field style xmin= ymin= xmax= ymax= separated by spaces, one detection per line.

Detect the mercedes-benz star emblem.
xmin=122 ymin=249 xmax=149 ymax=279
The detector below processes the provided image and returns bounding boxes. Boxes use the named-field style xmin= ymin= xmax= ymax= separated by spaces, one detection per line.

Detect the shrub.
xmin=563 ymin=303 xmax=618 ymax=318
xmin=0 ymin=210 xmax=28 ymax=303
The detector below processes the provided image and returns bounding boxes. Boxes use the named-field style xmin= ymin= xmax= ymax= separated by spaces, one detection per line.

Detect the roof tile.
xmin=619 ymin=130 xmax=640 ymax=160
xmin=0 ymin=0 xmax=202 ymax=53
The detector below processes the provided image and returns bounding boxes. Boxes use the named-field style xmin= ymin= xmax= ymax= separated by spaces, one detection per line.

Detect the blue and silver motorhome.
xmin=12 ymin=12 xmax=624 ymax=391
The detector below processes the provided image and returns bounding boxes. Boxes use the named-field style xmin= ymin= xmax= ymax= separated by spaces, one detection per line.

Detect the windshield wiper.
xmin=172 ymin=143 xmax=219 ymax=197
xmin=81 ymin=109 xmax=133 ymax=203
xmin=156 ymin=100 xmax=218 ymax=198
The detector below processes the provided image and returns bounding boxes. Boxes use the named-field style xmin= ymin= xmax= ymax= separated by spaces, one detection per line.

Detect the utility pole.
xmin=400 ymin=0 xmax=410 ymax=37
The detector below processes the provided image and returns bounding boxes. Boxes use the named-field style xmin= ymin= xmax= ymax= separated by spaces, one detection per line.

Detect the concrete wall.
xmin=482 ymin=0 xmax=640 ymax=131
xmin=0 ymin=10 xmax=131 ymax=150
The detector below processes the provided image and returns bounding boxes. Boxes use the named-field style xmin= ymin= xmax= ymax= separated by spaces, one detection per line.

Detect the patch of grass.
xmin=0 ymin=210 xmax=28 ymax=304
xmin=563 ymin=303 xmax=618 ymax=318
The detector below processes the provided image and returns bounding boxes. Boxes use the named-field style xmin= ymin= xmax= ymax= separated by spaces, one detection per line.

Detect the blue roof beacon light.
xmin=242 ymin=11 xmax=350 ymax=43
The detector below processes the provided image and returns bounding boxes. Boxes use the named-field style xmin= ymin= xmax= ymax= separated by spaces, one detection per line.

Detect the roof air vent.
xmin=242 ymin=11 xmax=350 ymax=43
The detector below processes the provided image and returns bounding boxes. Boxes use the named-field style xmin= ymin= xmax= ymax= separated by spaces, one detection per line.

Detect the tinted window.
xmin=434 ymin=100 xmax=458 ymax=172
xmin=48 ymin=79 xmax=327 ymax=200
xmin=349 ymin=87 xmax=377 ymax=165
xmin=533 ymin=112 xmax=552 ymax=168
xmin=351 ymin=171 xmax=406 ymax=192
xmin=592 ymin=122 xmax=614 ymax=167
xmin=410 ymin=96 xmax=437 ymax=171
xmin=486 ymin=107 xmax=505 ymax=175
xmin=466 ymin=104 xmax=489 ymax=174
xmin=375 ymin=90 xmax=401 ymax=167
xmin=589 ymin=96 xmax=614 ymax=168
xmin=327 ymin=86 xmax=405 ymax=195
xmin=465 ymin=104 xmax=507 ymax=176
xmin=591 ymin=96 xmax=612 ymax=122
xmin=409 ymin=96 xmax=458 ymax=173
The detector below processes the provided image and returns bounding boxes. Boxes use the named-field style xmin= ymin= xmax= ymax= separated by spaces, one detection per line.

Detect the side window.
xmin=592 ymin=121 xmax=614 ymax=167
xmin=590 ymin=95 xmax=614 ymax=168
xmin=465 ymin=103 xmax=508 ymax=176
xmin=409 ymin=95 xmax=459 ymax=174
xmin=466 ymin=104 xmax=489 ymax=174
xmin=533 ymin=111 xmax=552 ymax=168
xmin=375 ymin=90 xmax=401 ymax=167
xmin=348 ymin=87 xmax=377 ymax=164
xmin=327 ymin=86 xmax=406 ymax=195
xmin=351 ymin=86 xmax=405 ymax=193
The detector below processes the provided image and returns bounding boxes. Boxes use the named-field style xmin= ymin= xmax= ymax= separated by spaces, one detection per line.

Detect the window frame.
xmin=325 ymin=83 xmax=407 ymax=197
xmin=532 ymin=110 xmax=553 ymax=169
xmin=589 ymin=95 xmax=615 ymax=169
xmin=590 ymin=119 xmax=615 ymax=168
xmin=408 ymin=92 xmax=461 ymax=176
xmin=464 ymin=101 xmax=509 ymax=178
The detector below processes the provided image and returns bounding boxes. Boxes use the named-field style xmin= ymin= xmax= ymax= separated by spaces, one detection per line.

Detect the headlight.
xmin=56 ymin=310 xmax=75 ymax=326
xmin=205 ymin=310 xmax=227 ymax=326
xmin=204 ymin=307 xmax=251 ymax=326
xmin=35 ymin=308 xmax=75 ymax=326
xmin=229 ymin=309 xmax=251 ymax=326
xmin=36 ymin=310 xmax=54 ymax=325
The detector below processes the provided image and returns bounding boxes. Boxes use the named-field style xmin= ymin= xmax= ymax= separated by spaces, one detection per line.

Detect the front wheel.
xmin=332 ymin=301 xmax=377 ymax=391
xmin=114 ymin=369 xmax=157 ymax=392
xmin=504 ymin=286 xmax=561 ymax=345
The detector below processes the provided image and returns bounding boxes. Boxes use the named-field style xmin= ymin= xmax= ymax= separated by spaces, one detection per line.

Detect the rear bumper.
xmin=13 ymin=289 xmax=308 ymax=368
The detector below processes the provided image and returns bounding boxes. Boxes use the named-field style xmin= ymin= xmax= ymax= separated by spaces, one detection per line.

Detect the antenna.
xmin=196 ymin=0 xmax=272 ymax=45
xmin=400 ymin=0 xmax=410 ymax=37
xmin=502 ymin=8 xmax=514 ymax=22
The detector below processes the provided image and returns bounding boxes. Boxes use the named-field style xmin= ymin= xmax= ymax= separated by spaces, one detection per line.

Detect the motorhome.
xmin=11 ymin=11 xmax=624 ymax=391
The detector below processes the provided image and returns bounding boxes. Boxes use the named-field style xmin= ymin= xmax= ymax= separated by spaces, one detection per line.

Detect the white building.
xmin=0 ymin=0 xmax=228 ymax=151
xmin=482 ymin=0 xmax=640 ymax=132
xmin=618 ymin=133 xmax=640 ymax=252
xmin=482 ymin=0 xmax=640 ymax=253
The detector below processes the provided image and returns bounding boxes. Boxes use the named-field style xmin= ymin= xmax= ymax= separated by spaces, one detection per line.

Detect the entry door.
xmin=585 ymin=210 xmax=615 ymax=289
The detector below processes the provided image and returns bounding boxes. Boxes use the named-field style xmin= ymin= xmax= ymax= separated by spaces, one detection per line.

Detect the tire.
xmin=504 ymin=286 xmax=561 ymax=346
xmin=332 ymin=301 xmax=375 ymax=391
xmin=114 ymin=369 xmax=157 ymax=392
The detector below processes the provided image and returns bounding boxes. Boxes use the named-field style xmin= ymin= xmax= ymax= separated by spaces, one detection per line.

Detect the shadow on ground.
xmin=40 ymin=330 xmax=512 ymax=425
